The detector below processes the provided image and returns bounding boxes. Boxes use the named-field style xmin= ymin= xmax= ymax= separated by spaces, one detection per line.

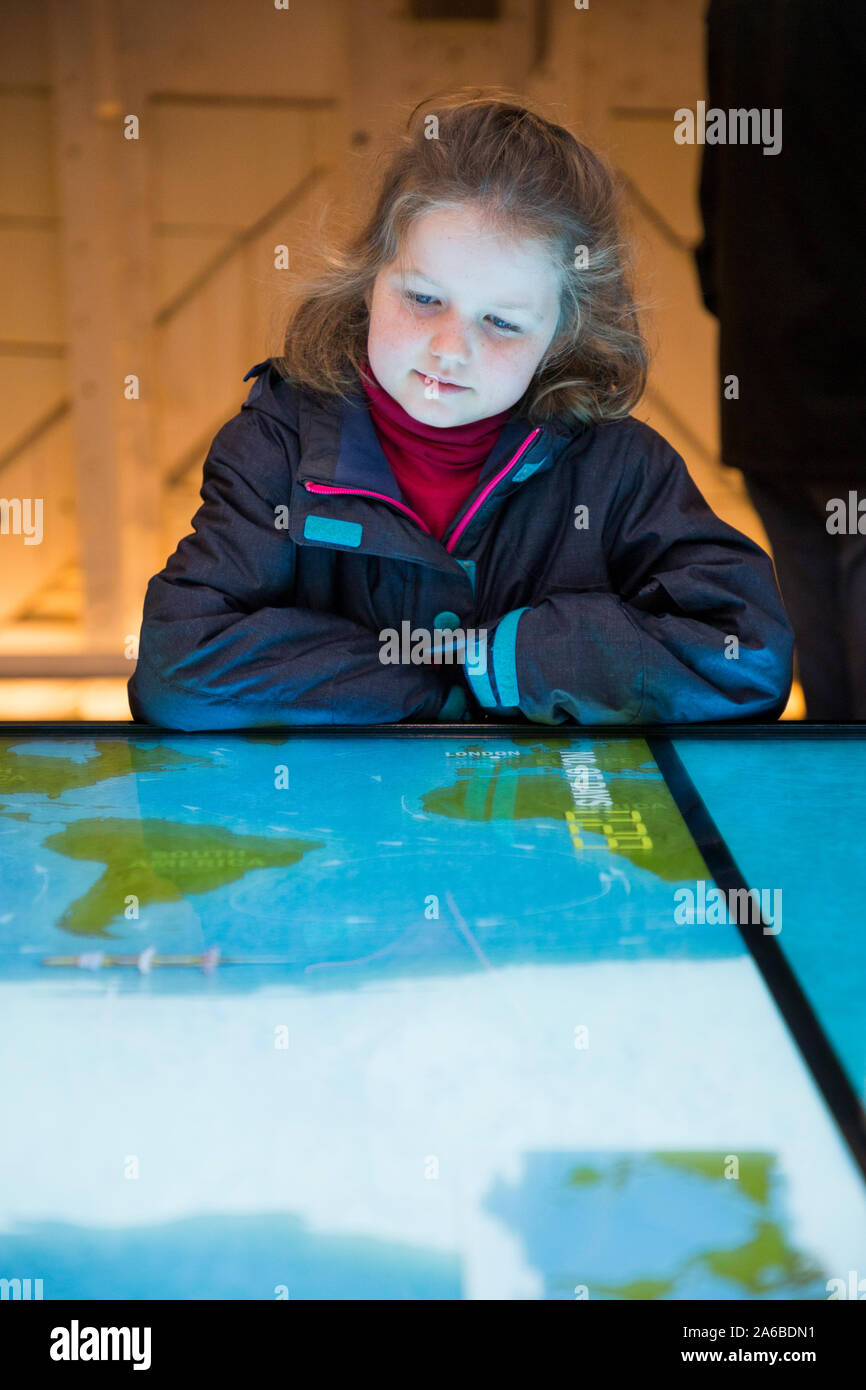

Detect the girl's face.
xmin=365 ymin=206 xmax=562 ymax=426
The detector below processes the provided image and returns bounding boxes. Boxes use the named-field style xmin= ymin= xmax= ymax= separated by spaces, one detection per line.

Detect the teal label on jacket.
xmin=512 ymin=457 xmax=546 ymax=483
xmin=304 ymin=515 xmax=363 ymax=547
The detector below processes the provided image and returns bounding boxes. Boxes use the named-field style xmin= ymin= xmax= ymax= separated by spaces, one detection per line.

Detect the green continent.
xmin=698 ymin=1220 xmax=823 ymax=1294
xmin=653 ymin=1150 xmax=774 ymax=1206
xmin=566 ymin=1165 xmax=602 ymax=1186
xmin=0 ymin=740 xmax=214 ymax=802
xmin=594 ymin=1277 xmax=676 ymax=1300
xmin=42 ymin=817 xmax=324 ymax=938
xmin=421 ymin=738 xmax=707 ymax=882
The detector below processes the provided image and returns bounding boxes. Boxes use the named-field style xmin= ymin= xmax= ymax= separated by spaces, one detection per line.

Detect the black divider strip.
xmin=648 ymin=735 xmax=866 ymax=1186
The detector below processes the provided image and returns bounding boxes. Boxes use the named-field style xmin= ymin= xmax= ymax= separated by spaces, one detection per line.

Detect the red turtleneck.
xmin=360 ymin=360 xmax=512 ymax=541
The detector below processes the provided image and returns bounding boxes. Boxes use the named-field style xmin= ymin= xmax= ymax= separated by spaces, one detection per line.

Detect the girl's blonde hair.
xmin=272 ymin=86 xmax=649 ymax=426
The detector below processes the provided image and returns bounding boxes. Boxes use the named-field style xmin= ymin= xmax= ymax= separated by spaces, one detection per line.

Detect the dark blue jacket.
xmin=127 ymin=359 xmax=795 ymax=728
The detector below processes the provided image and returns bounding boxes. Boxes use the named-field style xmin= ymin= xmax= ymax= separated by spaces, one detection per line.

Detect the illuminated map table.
xmin=0 ymin=721 xmax=864 ymax=1300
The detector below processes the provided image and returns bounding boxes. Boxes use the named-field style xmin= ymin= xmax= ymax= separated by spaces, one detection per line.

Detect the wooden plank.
xmin=48 ymin=0 xmax=160 ymax=657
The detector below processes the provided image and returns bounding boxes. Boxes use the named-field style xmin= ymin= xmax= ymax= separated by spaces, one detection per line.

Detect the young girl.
xmin=128 ymin=89 xmax=794 ymax=730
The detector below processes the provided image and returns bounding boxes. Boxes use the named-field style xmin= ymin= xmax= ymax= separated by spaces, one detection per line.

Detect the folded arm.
xmin=128 ymin=410 xmax=460 ymax=730
xmin=462 ymin=438 xmax=795 ymax=724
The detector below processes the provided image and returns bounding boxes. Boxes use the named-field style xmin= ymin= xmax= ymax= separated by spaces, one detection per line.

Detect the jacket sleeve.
xmin=462 ymin=432 xmax=795 ymax=725
xmin=127 ymin=408 xmax=462 ymax=730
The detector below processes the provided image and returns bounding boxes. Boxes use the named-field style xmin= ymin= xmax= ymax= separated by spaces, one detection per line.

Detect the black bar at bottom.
xmin=3 ymin=1296 xmax=862 ymax=1364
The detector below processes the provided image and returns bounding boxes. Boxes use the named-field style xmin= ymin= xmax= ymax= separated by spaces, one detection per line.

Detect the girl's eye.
xmin=403 ymin=291 xmax=522 ymax=335
xmin=488 ymin=315 xmax=522 ymax=335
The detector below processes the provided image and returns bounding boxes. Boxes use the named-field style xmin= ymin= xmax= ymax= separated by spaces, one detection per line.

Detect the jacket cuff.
xmin=464 ymin=607 xmax=531 ymax=712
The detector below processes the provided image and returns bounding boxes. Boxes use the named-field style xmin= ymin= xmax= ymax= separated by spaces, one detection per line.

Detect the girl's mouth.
xmin=415 ymin=370 xmax=468 ymax=394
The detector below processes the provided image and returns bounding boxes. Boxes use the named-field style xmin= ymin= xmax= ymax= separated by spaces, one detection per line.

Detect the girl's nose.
xmin=429 ymin=320 xmax=471 ymax=361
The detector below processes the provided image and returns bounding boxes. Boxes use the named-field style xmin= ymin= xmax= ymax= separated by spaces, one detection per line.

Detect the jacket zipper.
xmin=302 ymin=426 xmax=543 ymax=552
xmin=443 ymin=427 xmax=542 ymax=552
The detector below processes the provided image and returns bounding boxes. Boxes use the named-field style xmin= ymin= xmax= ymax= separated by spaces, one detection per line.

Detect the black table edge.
xmin=1 ymin=720 xmax=866 ymax=738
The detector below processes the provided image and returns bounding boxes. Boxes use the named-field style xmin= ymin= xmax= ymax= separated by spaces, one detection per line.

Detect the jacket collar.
xmin=295 ymin=374 xmax=578 ymax=498
xmin=245 ymin=360 xmax=585 ymax=572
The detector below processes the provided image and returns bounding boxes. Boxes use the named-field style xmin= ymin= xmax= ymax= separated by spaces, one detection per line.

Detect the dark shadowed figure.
xmin=695 ymin=0 xmax=866 ymax=718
